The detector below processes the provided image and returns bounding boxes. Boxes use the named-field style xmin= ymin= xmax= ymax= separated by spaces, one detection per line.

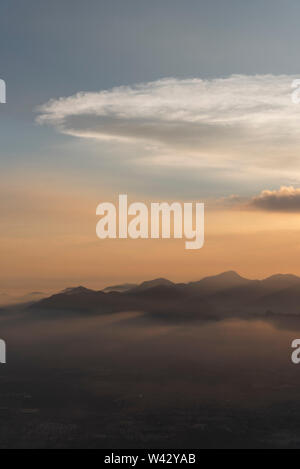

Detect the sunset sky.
xmin=2 ymin=0 xmax=300 ymax=294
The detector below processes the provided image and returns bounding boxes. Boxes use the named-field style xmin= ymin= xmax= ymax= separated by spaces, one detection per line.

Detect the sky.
xmin=2 ymin=0 xmax=300 ymax=294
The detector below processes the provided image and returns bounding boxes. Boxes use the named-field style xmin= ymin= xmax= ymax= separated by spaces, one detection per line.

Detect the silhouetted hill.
xmin=126 ymin=284 xmax=183 ymax=298
xmin=102 ymin=283 xmax=137 ymax=293
xmin=33 ymin=288 xmax=113 ymax=313
xmin=260 ymin=274 xmax=300 ymax=292
xmin=130 ymin=278 xmax=175 ymax=293
xmin=186 ymin=271 xmax=252 ymax=295
xmin=31 ymin=272 xmax=300 ymax=319
xmin=61 ymin=286 xmax=94 ymax=295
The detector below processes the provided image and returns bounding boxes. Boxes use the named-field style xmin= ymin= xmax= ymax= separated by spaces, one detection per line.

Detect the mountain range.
xmin=29 ymin=271 xmax=300 ymax=319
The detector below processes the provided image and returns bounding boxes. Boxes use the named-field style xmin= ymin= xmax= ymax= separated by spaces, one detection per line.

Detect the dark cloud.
xmin=250 ymin=186 xmax=300 ymax=212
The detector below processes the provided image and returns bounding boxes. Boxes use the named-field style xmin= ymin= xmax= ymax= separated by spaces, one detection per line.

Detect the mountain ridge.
xmin=29 ymin=271 xmax=300 ymax=319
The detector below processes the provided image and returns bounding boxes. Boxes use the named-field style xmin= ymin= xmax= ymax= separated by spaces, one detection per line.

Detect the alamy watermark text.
xmin=0 ymin=79 xmax=6 ymax=103
xmin=96 ymin=195 xmax=205 ymax=250
xmin=0 ymin=340 xmax=6 ymax=364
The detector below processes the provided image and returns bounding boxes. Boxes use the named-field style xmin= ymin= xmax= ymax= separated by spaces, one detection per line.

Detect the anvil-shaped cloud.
xmin=36 ymin=75 xmax=300 ymax=175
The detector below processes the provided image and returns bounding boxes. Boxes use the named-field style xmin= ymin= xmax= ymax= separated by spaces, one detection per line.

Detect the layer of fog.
xmin=0 ymin=310 xmax=299 ymax=410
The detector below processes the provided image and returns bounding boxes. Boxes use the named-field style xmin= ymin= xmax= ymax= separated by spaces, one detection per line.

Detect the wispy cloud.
xmin=36 ymin=75 xmax=300 ymax=178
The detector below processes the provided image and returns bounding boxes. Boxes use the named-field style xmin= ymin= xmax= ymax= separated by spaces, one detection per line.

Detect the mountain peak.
xmin=262 ymin=273 xmax=300 ymax=289
xmin=102 ymin=283 xmax=138 ymax=293
xmin=214 ymin=271 xmax=243 ymax=280
xmin=61 ymin=286 xmax=94 ymax=295
xmin=187 ymin=271 xmax=251 ymax=295
xmin=132 ymin=278 xmax=174 ymax=292
xmin=265 ymin=273 xmax=300 ymax=281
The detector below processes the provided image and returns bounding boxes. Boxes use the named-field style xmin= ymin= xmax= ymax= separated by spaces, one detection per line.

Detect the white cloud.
xmin=36 ymin=75 xmax=300 ymax=175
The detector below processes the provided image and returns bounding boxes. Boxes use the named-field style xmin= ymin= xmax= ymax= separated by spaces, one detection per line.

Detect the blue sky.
xmin=2 ymin=0 xmax=300 ymax=153
xmin=3 ymin=0 xmax=300 ymax=102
